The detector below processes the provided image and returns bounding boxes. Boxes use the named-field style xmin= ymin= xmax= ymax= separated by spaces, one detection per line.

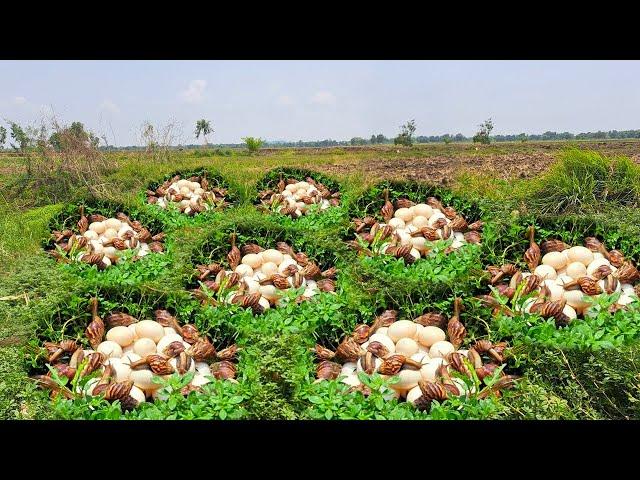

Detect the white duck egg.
xmin=429 ymin=340 xmax=455 ymax=359
xmin=396 ymin=230 xmax=412 ymax=247
xmin=83 ymin=230 xmax=99 ymax=241
xmin=395 ymin=338 xmax=419 ymax=357
xmin=106 ymin=357 xmax=132 ymax=382
xmin=278 ymin=259 xmax=299 ymax=274
xmin=129 ymin=386 xmax=147 ymax=405
xmin=242 ymin=253 xmax=263 ymax=269
xmin=394 ymin=208 xmax=413 ymax=222
xmin=420 ymin=357 xmax=445 ymax=382
xmin=258 ymin=297 xmax=271 ymax=311
xmin=391 ymin=369 xmax=422 ymax=392
xmin=563 ymin=304 xmax=577 ymax=320
xmin=130 ymin=369 xmax=161 ymax=391
xmin=135 ymin=320 xmax=165 ymax=342
xmin=411 ymin=215 xmax=429 ymax=228
xmin=127 ymin=324 xmax=139 ymax=340
xmin=413 ymin=204 xmax=434 ymax=218
xmin=534 ymin=264 xmax=557 ymax=281
xmin=543 ymin=279 xmax=565 ymax=301
xmin=388 ymin=218 xmax=406 ymax=229
xmin=260 ymin=284 xmax=280 ymax=301
xmin=262 ymin=249 xmax=284 ymax=265
xmin=341 ymin=375 xmax=362 ymax=388
xmin=341 ymin=361 xmax=357 ymax=376
xmin=102 ymin=228 xmax=118 ymax=241
xmin=260 ymin=261 xmax=279 ymax=277
xmin=542 ymin=251 xmax=567 ymax=270
xmin=89 ymin=221 xmax=106 ymax=234
xmin=556 ymin=274 xmax=576 ymax=289
xmin=133 ymin=338 xmax=156 ymax=357
xmin=191 ymin=374 xmax=211 ymax=388
xmin=618 ymin=294 xmax=636 ymax=306
xmin=235 ymin=264 xmax=254 ymax=277
xmin=104 ymin=218 xmax=122 ymax=230
xmin=564 ymin=289 xmax=592 ymax=311
xmin=567 ymin=246 xmax=594 ymax=266
xmin=566 ymin=261 xmax=588 ymax=279
xmin=387 ymin=320 xmax=417 ymax=342
xmin=406 ymin=385 xmax=423 ymax=405
xmin=96 ymin=341 xmax=122 ymax=359
xmin=417 ymin=326 xmax=446 ymax=347
xmin=106 ymin=326 xmax=135 ymax=347
xmin=622 ymin=283 xmax=635 ymax=296
xmin=376 ymin=327 xmax=389 ymax=336
xmin=410 ymin=351 xmax=430 ymax=365
xmin=242 ymin=278 xmax=260 ymax=295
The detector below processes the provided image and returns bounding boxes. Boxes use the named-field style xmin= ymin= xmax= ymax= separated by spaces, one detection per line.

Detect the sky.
xmin=1 ymin=60 xmax=639 ymax=146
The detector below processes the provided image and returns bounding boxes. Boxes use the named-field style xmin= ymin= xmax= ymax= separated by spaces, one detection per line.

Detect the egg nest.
xmin=192 ymin=241 xmax=338 ymax=313
xmin=257 ymin=176 xmax=341 ymax=218
xmin=349 ymin=195 xmax=482 ymax=264
xmin=484 ymin=234 xmax=640 ymax=324
xmin=47 ymin=210 xmax=165 ymax=269
xmin=147 ymin=174 xmax=230 ymax=215
xmin=34 ymin=306 xmax=238 ymax=411
xmin=312 ymin=309 xmax=512 ymax=409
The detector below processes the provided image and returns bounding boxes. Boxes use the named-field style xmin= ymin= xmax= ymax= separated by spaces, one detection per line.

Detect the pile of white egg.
xmin=335 ymin=321 xmax=468 ymax=405
xmin=522 ymin=246 xmax=638 ymax=318
xmin=154 ymin=178 xmax=212 ymax=214
xmin=215 ymin=247 xmax=333 ymax=310
xmin=80 ymin=320 xmax=223 ymax=404
xmin=276 ymin=180 xmax=332 ymax=217
xmin=81 ymin=218 xmax=156 ymax=266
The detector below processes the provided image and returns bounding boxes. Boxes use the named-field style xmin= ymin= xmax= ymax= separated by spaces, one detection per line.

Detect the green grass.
xmin=3 ymin=145 xmax=640 ymax=419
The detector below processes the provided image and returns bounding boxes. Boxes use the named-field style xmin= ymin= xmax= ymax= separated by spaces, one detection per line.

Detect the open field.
xmin=2 ymin=140 xmax=640 ymax=420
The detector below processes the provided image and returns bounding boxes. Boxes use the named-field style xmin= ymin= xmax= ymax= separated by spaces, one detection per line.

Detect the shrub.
xmin=242 ymin=137 xmax=264 ymax=154
xmin=525 ymin=149 xmax=640 ymax=215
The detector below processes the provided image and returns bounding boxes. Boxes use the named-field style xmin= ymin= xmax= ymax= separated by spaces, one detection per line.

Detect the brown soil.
xmin=316 ymin=152 xmax=557 ymax=185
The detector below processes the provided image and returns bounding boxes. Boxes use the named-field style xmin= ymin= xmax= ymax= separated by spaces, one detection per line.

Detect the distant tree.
xmin=454 ymin=133 xmax=466 ymax=142
xmin=370 ymin=134 xmax=377 ymax=144
xmin=0 ymin=126 xmax=6 ymax=148
xmin=442 ymin=134 xmax=452 ymax=144
xmin=350 ymin=137 xmax=366 ymax=146
xmin=242 ymin=136 xmax=264 ymax=153
xmin=9 ymin=122 xmax=29 ymax=151
xmin=473 ymin=118 xmax=494 ymax=144
xmin=195 ymin=119 xmax=213 ymax=145
xmin=376 ymin=134 xmax=386 ymax=144
xmin=49 ymin=122 xmax=99 ymax=151
xmin=517 ymin=133 xmax=528 ymax=142
xmin=394 ymin=119 xmax=417 ymax=146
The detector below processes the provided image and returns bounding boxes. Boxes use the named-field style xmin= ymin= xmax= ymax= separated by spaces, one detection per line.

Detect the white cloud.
xmin=99 ymin=99 xmax=120 ymax=114
xmin=180 ymin=79 xmax=207 ymax=104
xmin=310 ymin=91 xmax=336 ymax=106
xmin=276 ymin=94 xmax=295 ymax=106
xmin=13 ymin=96 xmax=27 ymax=105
